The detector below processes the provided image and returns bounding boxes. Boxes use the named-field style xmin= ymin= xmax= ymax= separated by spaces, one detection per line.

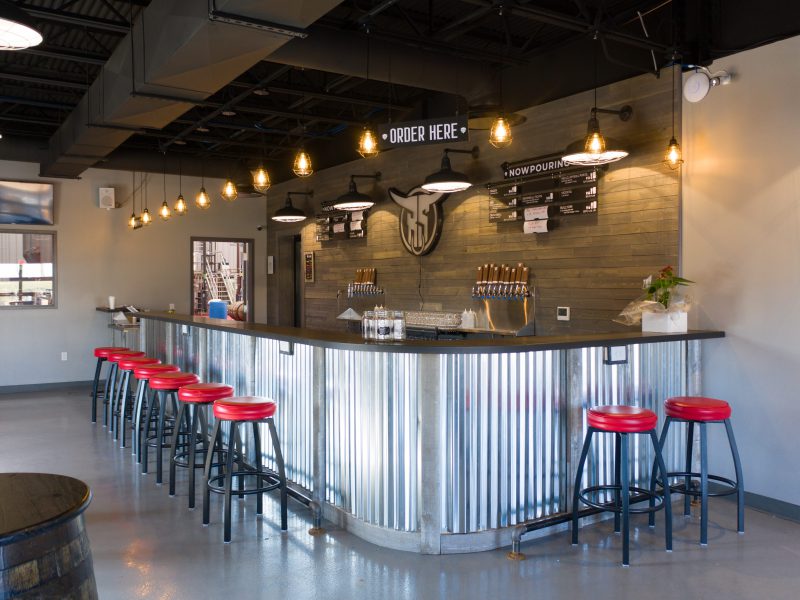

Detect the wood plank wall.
xmin=265 ymin=71 xmax=679 ymax=335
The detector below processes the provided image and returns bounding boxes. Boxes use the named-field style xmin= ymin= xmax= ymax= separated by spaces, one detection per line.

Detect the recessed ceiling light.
xmin=221 ymin=110 xmax=236 ymax=117
xmin=173 ymin=139 xmax=187 ymax=145
xmin=196 ymin=126 xmax=209 ymax=133
xmin=253 ymin=89 xmax=269 ymax=96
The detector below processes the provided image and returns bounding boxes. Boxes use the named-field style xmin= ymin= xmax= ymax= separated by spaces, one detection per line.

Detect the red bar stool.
xmin=203 ymin=396 xmax=288 ymax=543
xmin=105 ymin=350 xmax=145 ymax=430
xmin=650 ymin=396 xmax=744 ymax=545
xmin=571 ymin=405 xmax=672 ymax=566
xmin=115 ymin=356 xmax=161 ymax=448
xmin=90 ymin=347 xmax=128 ymax=423
xmin=132 ymin=363 xmax=181 ymax=462
xmin=169 ymin=383 xmax=234 ymax=509
xmin=143 ymin=371 xmax=199 ymax=484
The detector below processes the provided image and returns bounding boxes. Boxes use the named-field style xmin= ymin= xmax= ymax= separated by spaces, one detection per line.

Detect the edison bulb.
xmin=128 ymin=212 xmax=136 ymax=229
xmin=252 ymin=166 xmax=271 ymax=193
xmin=196 ymin=187 xmax=210 ymax=209
xmin=358 ymin=128 xmax=379 ymax=158
xmin=293 ymin=150 xmax=313 ymax=177
xmin=159 ymin=201 xmax=171 ymax=220
xmin=221 ymin=179 xmax=238 ymax=201
xmin=141 ymin=208 xmax=152 ymax=225
xmin=174 ymin=194 xmax=187 ymax=215
xmin=489 ymin=116 xmax=512 ymax=148
xmin=664 ymin=137 xmax=684 ymax=169
xmin=585 ymin=131 xmax=606 ymax=154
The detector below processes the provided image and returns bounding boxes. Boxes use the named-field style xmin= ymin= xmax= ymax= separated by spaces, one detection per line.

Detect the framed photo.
xmin=304 ymin=251 xmax=315 ymax=283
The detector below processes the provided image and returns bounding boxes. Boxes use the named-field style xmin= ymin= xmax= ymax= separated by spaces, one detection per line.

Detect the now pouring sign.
xmin=377 ymin=115 xmax=469 ymax=150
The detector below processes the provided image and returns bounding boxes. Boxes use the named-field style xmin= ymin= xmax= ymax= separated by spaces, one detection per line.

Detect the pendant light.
xmin=140 ymin=173 xmax=152 ymax=225
xmin=333 ymin=172 xmax=381 ymax=211
xmin=272 ymin=190 xmax=312 ymax=223
xmin=196 ymin=162 xmax=210 ymax=209
xmin=664 ymin=58 xmax=684 ymax=170
xmin=252 ymin=165 xmax=270 ymax=193
xmin=422 ymin=147 xmax=480 ymax=193
xmin=489 ymin=115 xmax=512 ymax=148
xmin=221 ymin=177 xmax=238 ymax=201
xmin=562 ymin=42 xmax=632 ymax=166
xmin=292 ymin=148 xmax=313 ymax=177
xmin=128 ymin=171 xmax=138 ymax=229
xmin=159 ymin=160 xmax=171 ymax=220
xmin=356 ymin=28 xmax=380 ymax=158
xmin=174 ymin=158 xmax=187 ymax=215
xmin=0 ymin=0 xmax=43 ymax=50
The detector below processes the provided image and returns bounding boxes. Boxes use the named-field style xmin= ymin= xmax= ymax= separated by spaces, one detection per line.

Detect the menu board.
xmin=487 ymin=164 xmax=600 ymax=233
xmin=315 ymin=210 xmax=367 ymax=242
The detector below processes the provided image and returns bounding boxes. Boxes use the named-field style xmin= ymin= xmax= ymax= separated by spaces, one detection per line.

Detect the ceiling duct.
xmin=40 ymin=0 xmax=344 ymax=179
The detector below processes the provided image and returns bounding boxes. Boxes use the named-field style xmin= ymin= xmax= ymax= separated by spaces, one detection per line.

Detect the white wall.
xmin=0 ymin=161 xmax=267 ymax=387
xmin=682 ymin=35 xmax=800 ymax=506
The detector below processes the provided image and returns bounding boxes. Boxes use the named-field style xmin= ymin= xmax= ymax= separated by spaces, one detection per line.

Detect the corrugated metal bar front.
xmin=441 ymin=350 xmax=565 ymax=533
xmin=325 ymin=349 xmax=419 ymax=532
xmin=253 ymin=338 xmax=315 ymax=492
xmin=570 ymin=342 xmax=689 ymax=503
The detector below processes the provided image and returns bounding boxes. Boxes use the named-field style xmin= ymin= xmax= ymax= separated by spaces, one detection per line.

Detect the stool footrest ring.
xmin=206 ymin=470 xmax=283 ymax=496
xmin=578 ymin=485 xmax=665 ymax=515
xmin=656 ymin=472 xmax=739 ymax=498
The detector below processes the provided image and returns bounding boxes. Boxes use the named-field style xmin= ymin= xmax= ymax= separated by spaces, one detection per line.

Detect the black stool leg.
xmin=253 ymin=422 xmax=263 ymax=516
xmin=571 ymin=428 xmax=594 ymax=545
xmin=91 ymin=357 xmax=104 ymax=423
xmin=614 ymin=433 xmax=621 ymax=533
xmin=649 ymin=429 xmax=673 ymax=551
xmin=267 ymin=417 xmax=288 ymax=531
xmin=724 ymin=418 xmax=745 ymax=533
xmin=203 ymin=419 xmax=222 ymax=527
xmin=138 ymin=388 xmax=155 ymax=465
xmin=620 ymin=433 xmax=630 ymax=566
xmin=155 ymin=390 xmax=172 ymax=485
xmin=187 ymin=405 xmax=203 ymax=509
xmin=131 ymin=379 xmax=145 ymax=456
xmin=141 ymin=390 xmax=158 ymax=473
xmin=114 ymin=371 xmax=130 ymax=442
xmin=104 ymin=363 xmax=118 ymax=427
xmin=700 ymin=421 xmax=709 ymax=545
xmin=223 ymin=421 xmax=237 ymax=542
xmin=169 ymin=401 xmax=189 ymax=497
xmin=685 ymin=421 xmax=695 ymax=517
xmin=649 ymin=416 xmax=672 ymax=528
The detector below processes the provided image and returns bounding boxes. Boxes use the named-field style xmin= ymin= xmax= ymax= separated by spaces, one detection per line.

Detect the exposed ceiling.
xmin=0 ymin=0 xmax=798 ymax=182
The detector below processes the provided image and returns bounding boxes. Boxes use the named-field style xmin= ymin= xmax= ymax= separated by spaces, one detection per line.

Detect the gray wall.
xmin=0 ymin=162 xmax=266 ymax=386
xmin=683 ymin=35 xmax=800 ymax=506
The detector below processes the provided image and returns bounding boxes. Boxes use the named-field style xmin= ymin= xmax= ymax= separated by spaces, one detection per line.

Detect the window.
xmin=0 ymin=231 xmax=56 ymax=308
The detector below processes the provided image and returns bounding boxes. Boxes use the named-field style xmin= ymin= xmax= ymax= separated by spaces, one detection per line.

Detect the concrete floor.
xmin=1 ymin=388 xmax=799 ymax=600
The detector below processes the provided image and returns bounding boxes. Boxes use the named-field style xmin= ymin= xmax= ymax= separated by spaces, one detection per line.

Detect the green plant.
xmin=644 ymin=266 xmax=693 ymax=309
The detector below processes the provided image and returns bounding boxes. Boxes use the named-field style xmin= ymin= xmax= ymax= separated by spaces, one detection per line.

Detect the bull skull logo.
xmin=389 ymin=187 xmax=448 ymax=256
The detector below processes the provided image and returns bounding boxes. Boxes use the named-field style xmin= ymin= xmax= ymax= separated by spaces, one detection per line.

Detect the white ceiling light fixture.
xmin=683 ymin=66 xmax=732 ymax=103
xmin=0 ymin=1 xmax=43 ymax=51
xmin=422 ymin=146 xmax=480 ymax=193
xmin=562 ymin=106 xmax=633 ymax=166
xmin=272 ymin=190 xmax=312 ymax=223
xmin=333 ymin=172 xmax=381 ymax=211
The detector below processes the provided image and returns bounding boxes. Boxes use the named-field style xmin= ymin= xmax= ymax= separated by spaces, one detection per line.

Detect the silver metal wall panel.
xmin=570 ymin=342 xmax=689 ymax=502
xmin=325 ymin=349 xmax=419 ymax=532
xmin=253 ymin=338 xmax=315 ymax=492
xmin=441 ymin=351 xmax=565 ymax=533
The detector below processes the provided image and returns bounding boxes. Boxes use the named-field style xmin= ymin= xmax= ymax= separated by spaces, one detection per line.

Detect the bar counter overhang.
xmin=139 ymin=312 xmax=724 ymax=554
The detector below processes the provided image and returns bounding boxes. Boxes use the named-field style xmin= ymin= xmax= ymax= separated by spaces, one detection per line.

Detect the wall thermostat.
xmin=557 ymin=306 xmax=570 ymax=321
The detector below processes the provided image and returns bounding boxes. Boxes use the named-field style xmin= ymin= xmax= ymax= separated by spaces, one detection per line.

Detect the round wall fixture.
xmin=683 ymin=68 xmax=732 ymax=103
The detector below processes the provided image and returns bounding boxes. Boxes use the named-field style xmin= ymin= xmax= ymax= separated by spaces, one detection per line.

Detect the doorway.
xmin=190 ymin=237 xmax=254 ymax=322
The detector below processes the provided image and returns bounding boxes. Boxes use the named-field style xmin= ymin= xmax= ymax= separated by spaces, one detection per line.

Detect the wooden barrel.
xmin=0 ymin=473 xmax=97 ymax=600
xmin=228 ymin=301 xmax=247 ymax=321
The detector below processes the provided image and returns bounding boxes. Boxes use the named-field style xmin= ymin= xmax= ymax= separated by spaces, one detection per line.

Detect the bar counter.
xmin=140 ymin=312 xmax=724 ymax=554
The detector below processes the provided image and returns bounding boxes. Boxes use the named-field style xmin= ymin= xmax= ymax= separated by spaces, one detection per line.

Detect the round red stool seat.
xmin=108 ymin=350 xmax=145 ymax=363
xmin=178 ymin=383 xmax=234 ymax=404
xmin=94 ymin=346 xmax=128 ymax=358
xmin=133 ymin=364 xmax=180 ymax=380
xmin=213 ymin=396 xmax=276 ymax=421
xmin=149 ymin=372 xmax=199 ymax=390
xmin=118 ymin=357 xmax=160 ymax=370
xmin=588 ymin=405 xmax=658 ymax=433
xmin=665 ymin=396 xmax=731 ymax=421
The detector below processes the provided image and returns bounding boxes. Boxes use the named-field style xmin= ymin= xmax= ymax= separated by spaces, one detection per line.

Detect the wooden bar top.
xmin=139 ymin=312 xmax=724 ymax=355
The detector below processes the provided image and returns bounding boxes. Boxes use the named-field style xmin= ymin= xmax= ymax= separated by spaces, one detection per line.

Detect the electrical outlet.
xmin=557 ymin=306 xmax=570 ymax=321
xmin=61 ymin=351 xmax=68 ymax=361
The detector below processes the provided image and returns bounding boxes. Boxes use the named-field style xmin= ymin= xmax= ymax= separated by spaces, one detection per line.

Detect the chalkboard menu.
xmin=487 ymin=159 xmax=600 ymax=233
xmin=315 ymin=209 xmax=367 ymax=242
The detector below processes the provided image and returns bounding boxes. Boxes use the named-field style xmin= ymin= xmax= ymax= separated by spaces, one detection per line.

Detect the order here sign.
xmin=377 ymin=115 xmax=469 ymax=150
